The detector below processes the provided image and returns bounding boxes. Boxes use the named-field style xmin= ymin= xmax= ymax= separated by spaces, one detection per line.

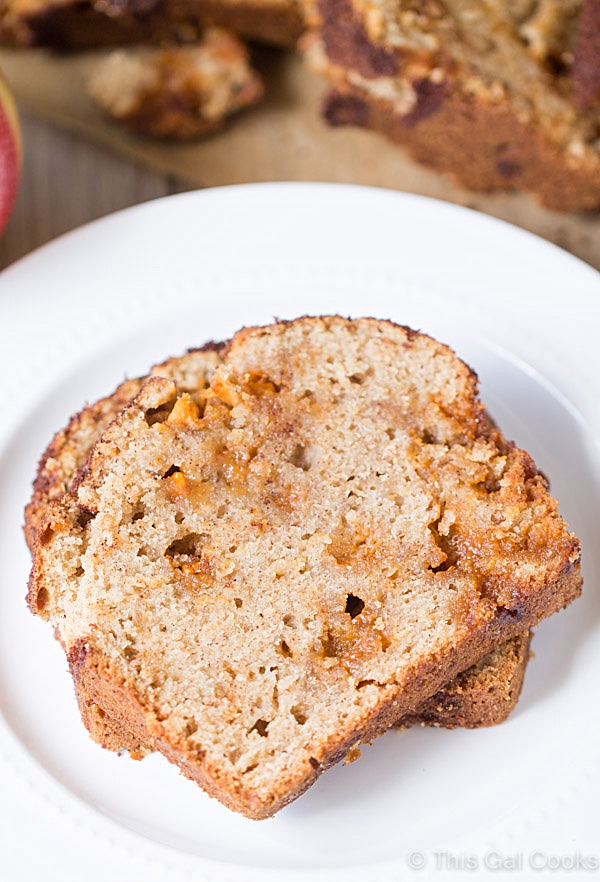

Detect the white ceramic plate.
xmin=0 ymin=184 xmax=599 ymax=882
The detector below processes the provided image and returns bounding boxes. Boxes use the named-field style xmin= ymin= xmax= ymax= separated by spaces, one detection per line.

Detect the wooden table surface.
xmin=0 ymin=109 xmax=190 ymax=271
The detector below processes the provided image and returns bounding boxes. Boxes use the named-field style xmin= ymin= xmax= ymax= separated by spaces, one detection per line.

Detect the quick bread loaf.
xmin=28 ymin=317 xmax=581 ymax=818
xmin=304 ymin=0 xmax=600 ymax=210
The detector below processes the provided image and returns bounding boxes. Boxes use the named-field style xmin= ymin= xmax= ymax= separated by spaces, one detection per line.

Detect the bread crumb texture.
xmin=29 ymin=317 xmax=581 ymax=818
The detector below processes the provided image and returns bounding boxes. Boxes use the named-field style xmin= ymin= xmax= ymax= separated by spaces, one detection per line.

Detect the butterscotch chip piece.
xmin=87 ymin=30 xmax=264 ymax=140
xmin=29 ymin=317 xmax=581 ymax=818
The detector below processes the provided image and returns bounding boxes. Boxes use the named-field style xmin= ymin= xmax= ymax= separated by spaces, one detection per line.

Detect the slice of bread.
xmin=305 ymin=0 xmax=600 ymax=210
xmin=26 ymin=339 xmax=533 ymax=745
xmin=87 ymin=32 xmax=264 ymax=140
xmin=28 ymin=318 xmax=581 ymax=818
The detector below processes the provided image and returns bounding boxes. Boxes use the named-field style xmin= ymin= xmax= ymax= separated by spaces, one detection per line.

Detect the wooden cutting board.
xmin=0 ymin=45 xmax=598 ymax=269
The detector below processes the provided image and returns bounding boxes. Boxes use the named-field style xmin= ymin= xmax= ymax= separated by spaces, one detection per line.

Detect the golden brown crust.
xmin=400 ymin=631 xmax=532 ymax=728
xmin=321 ymin=83 xmax=600 ymax=212
xmin=77 ymin=690 xmax=151 ymax=757
xmin=68 ymin=641 xmax=156 ymax=749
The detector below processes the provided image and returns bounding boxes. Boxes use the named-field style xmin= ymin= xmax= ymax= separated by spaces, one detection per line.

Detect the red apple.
xmin=0 ymin=71 xmax=20 ymax=234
